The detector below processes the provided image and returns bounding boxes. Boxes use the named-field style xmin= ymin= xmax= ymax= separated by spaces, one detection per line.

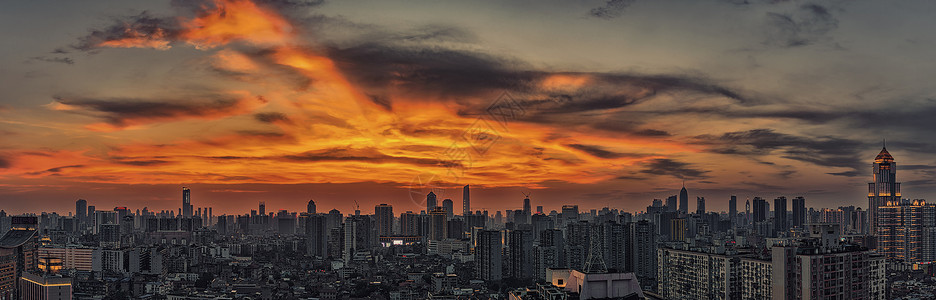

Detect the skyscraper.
xmin=305 ymin=213 xmax=327 ymax=257
xmin=696 ymin=197 xmax=705 ymax=215
xmin=869 ymin=145 xmax=900 ymax=235
xmin=678 ymin=184 xmax=688 ymax=214
xmin=441 ymin=199 xmax=454 ymax=219
xmin=462 ymin=185 xmax=470 ymax=216
xmin=728 ymin=195 xmax=737 ymax=229
xmin=75 ymin=199 xmax=87 ymax=229
xmin=428 ymin=207 xmax=447 ymax=241
xmin=307 ymin=199 xmax=316 ymax=214
xmin=792 ymin=196 xmax=806 ymax=229
xmin=521 ymin=196 xmax=532 ymax=224
xmin=375 ymin=204 xmax=393 ymax=237
xmin=665 ymin=195 xmax=677 ymax=212
xmin=259 ymin=201 xmax=266 ymax=216
xmin=426 ymin=191 xmax=437 ymax=213
xmin=752 ymin=197 xmax=767 ymax=223
xmin=182 ymin=187 xmax=192 ymax=218
xmin=774 ymin=196 xmax=788 ymax=234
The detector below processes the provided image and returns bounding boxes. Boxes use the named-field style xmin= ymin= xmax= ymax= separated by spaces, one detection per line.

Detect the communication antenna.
xmin=583 ymin=225 xmax=608 ymax=273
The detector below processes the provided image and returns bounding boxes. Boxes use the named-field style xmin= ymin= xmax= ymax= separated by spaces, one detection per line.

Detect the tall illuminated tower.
xmin=869 ymin=145 xmax=900 ymax=235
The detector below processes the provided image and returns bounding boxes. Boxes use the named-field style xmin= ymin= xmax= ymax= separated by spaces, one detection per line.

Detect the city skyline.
xmin=4 ymin=1 xmax=936 ymax=215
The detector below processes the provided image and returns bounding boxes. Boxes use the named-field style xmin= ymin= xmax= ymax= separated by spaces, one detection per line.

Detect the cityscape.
xmin=4 ymin=0 xmax=936 ymax=299
xmin=2 ymin=146 xmax=936 ymax=299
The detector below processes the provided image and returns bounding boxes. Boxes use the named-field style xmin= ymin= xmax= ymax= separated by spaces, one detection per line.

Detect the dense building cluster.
xmin=1 ymin=147 xmax=935 ymax=299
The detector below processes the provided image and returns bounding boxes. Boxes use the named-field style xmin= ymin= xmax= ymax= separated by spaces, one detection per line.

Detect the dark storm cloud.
xmin=694 ymin=129 xmax=864 ymax=175
xmin=280 ymin=147 xmax=463 ymax=168
xmin=71 ymin=11 xmax=178 ymax=52
xmin=327 ymin=43 xmax=530 ymax=97
xmin=639 ymin=158 xmax=709 ymax=179
xmin=763 ymin=4 xmax=838 ymax=47
xmin=113 ymin=160 xmax=172 ymax=166
xmin=566 ymin=144 xmax=644 ymax=159
xmin=29 ymin=56 xmax=74 ymax=65
xmin=53 ymin=95 xmax=257 ymax=127
xmin=254 ymin=112 xmax=291 ymax=123
xmin=589 ymin=0 xmax=638 ymax=19
xmin=26 ymin=165 xmax=84 ymax=176
xmin=201 ymin=147 xmax=462 ymax=169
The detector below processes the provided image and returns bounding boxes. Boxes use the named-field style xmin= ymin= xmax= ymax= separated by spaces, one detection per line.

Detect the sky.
xmin=2 ymin=0 xmax=936 ymax=216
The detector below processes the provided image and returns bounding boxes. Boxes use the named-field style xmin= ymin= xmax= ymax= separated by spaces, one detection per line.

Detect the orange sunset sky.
xmin=2 ymin=0 xmax=936 ymax=215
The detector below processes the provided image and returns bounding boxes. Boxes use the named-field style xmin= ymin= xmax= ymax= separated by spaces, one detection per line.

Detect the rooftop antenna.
xmin=583 ymin=225 xmax=608 ymax=273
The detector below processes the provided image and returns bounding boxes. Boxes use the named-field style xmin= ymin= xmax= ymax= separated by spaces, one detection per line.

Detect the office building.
xmin=463 ymin=185 xmax=470 ymax=216
xmin=375 ymin=204 xmax=394 ymax=237
xmin=869 ymin=146 xmax=900 ymax=235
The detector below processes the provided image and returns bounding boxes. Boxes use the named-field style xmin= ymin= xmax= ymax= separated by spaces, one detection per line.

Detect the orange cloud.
xmin=179 ymin=0 xmax=293 ymax=48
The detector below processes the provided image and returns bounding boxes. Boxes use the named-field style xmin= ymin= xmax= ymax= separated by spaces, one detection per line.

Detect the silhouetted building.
xmin=429 ymin=207 xmax=447 ymax=241
xmin=696 ymin=197 xmax=705 ymax=215
xmin=426 ymin=192 xmax=437 ymax=213
xmin=182 ymin=187 xmax=193 ymax=218
xmin=792 ymin=196 xmax=806 ymax=229
xmin=775 ymin=196 xmax=787 ymax=234
xmin=463 ymin=185 xmax=470 ymax=216
xmin=375 ymin=204 xmax=393 ymax=237
xmin=307 ymin=199 xmax=316 ymax=214
xmin=679 ymin=185 xmax=689 ymax=214
xmin=475 ymin=230 xmax=502 ymax=282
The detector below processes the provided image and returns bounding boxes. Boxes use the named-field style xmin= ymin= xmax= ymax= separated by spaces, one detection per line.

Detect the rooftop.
xmin=0 ymin=229 xmax=37 ymax=248
xmin=875 ymin=147 xmax=894 ymax=162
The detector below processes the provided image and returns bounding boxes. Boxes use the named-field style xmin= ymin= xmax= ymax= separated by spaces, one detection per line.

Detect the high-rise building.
xmin=505 ymin=229 xmax=534 ymax=280
xmin=658 ymin=224 xmax=886 ymax=300
xmin=678 ymin=185 xmax=689 ymax=214
xmin=534 ymin=229 xmax=566 ymax=280
xmin=522 ymin=196 xmax=532 ymax=224
xmin=259 ymin=201 xmax=266 ymax=216
xmin=869 ymin=146 xmax=900 ymax=235
xmin=441 ymin=199 xmax=454 ymax=220
xmin=666 ymin=195 xmax=678 ymax=212
xmin=792 ymin=196 xmax=806 ymax=229
xmin=307 ymin=199 xmax=316 ymax=214
xmin=75 ymin=199 xmax=87 ymax=230
xmin=400 ymin=211 xmax=420 ymax=236
xmin=728 ymin=196 xmax=737 ymax=229
xmin=752 ymin=197 xmax=767 ymax=223
xmin=426 ymin=191 xmax=437 ymax=213
xmin=475 ymin=230 xmax=502 ymax=282
xmin=878 ymin=199 xmax=927 ymax=262
xmin=0 ymin=225 xmax=38 ymax=299
xmin=342 ymin=215 xmax=375 ymax=261
xmin=774 ymin=196 xmax=787 ymax=234
xmin=462 ymin=185 xmax=470 ymax=216
xmin=305 ymin=213 xmax=327 ymax=258
xmin=771 ymin=224 xmax=887 ymax=300
xmin=428 ymin=207 xmax=447 ymax=241
xmin=374 ymin=204 xmax=393 ymax=237
xmin=182 ymin=187 xmax=192 ymax=218
xmin=628 ymin=220 xmax=656 ymax=289
xmin=696 ymin=197 xmax=705 ymax=215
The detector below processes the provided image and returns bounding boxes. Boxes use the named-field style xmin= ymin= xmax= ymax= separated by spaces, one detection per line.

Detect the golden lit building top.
xmin=874 ymin=147 xmax=894 ymax=163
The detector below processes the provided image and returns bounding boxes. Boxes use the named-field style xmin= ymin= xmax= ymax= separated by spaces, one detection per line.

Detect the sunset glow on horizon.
xmin=3 ymin=0 xmax=936 ymax=215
